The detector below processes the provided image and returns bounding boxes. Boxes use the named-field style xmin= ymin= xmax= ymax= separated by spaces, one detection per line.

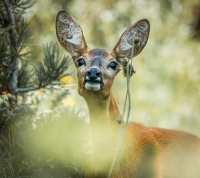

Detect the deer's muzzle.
xmin=84 ymin=67 xmax=103 ymax=91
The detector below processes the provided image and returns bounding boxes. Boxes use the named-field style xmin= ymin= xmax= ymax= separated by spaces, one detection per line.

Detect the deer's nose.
xmin=86 ymin=67 xmax=101 ymax=80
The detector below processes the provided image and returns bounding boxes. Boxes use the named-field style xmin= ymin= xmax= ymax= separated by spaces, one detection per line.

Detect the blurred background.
xmin=28 ymin=0 xmax=200 ymax=134
xmin=1 ymin=0 xmax=200 ymax=177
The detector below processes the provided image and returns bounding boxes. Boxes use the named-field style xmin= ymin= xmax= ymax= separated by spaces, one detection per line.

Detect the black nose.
xmin=86 ymin=68 xmax=101 ymax=80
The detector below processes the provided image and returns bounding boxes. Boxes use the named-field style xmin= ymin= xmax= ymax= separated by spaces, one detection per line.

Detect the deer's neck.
xmin=83 ymin=93 xmax=120 ymax=124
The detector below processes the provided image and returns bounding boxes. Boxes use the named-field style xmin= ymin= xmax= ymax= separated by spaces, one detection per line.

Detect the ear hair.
xmin=56 ymin=10 xmax=87 ymax=57
xmin=113 ymin=19 xmax=150 ymax=60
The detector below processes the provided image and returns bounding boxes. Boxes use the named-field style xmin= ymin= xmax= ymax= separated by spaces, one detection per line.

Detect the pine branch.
xmin=2 ymin=0 xmax=19 ymax=94
xmin=0 ymin=0 xmax=33 ymax=129
xmin=0 ymin=24 xmax=13 ymax=34
xmin=35 ymin=42 xmax=70 ymax=88
xmin=15 ymin=43 xmax=70 ymax=93
xmin=0 ymin=0 xmax=33 ymax=95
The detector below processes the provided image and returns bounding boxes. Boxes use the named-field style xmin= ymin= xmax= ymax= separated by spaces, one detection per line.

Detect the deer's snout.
xmin=86 ymin=67 xmax=102 ymax=81
xmin=84 ymin=67 xmax=102 ymax=91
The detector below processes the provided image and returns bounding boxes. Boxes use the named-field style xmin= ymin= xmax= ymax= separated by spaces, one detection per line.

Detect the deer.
xmin=56 ymin=10 xmax=200 ymax=178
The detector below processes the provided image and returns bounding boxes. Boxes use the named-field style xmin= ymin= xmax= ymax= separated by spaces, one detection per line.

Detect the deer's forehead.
xmin=86 ymin=49 xmax=113 ymax=61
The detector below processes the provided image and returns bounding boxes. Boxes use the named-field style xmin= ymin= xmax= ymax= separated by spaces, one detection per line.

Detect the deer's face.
xmin=72 ymin=49 xmax=120 ymax=97
xmin=56 ymin=11 xmax=150 ymax=98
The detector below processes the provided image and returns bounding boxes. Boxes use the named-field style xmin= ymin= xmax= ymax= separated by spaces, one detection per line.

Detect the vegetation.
xmin=0 ymin=0 xmax=200 ymax=177
xmin=35 ymin=43 xmax=69 ymax=88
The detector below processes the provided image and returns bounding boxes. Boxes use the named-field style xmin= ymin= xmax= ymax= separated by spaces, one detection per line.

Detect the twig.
xmin=16 ymin=86 xmax=39 ymax=93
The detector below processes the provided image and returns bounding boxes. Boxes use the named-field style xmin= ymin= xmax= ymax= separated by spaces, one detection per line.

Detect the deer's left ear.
xmin=56 ymin=10 xmax=87 ymax=58
xmin=112 ymin=19 xmax=150 ymax=59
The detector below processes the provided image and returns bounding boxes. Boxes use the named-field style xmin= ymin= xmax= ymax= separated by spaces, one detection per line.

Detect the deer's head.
xmin=56 ymin=11 xmax=150 ymax=99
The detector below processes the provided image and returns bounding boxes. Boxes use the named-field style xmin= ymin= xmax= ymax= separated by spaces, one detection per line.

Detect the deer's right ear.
xmin=56 ymin=11 xmax=87 ymax=57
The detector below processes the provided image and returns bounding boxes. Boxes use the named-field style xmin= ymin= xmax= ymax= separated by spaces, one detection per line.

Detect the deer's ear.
xmin=113 ymin=19 xmax=150 ymax=59
xmin=56 ymin=10 xmax=87 ymax=57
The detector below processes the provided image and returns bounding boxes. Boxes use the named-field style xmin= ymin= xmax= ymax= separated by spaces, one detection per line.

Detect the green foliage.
xmin=35 ymin=43 xmax=69 ymax=87
xmin=0 ymin=0 xmax=32 ymax=94
xmin=18 ymin=61 xmax=34 ymax=88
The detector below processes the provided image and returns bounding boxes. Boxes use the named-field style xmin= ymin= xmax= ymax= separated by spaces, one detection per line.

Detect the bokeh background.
xmin=27 ymin=0 xmax=200 ymax=135
xmin=1 ymin=0 xmax=200 ymax=177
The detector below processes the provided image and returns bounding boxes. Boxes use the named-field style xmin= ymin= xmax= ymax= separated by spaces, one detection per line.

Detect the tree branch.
xmin=16 ymin=86 xmax=40 ymax=93
xmin=2 ymin=0 xmax=20 ymax=94
xmin=0 ymin=25 xmax=14 ymax=35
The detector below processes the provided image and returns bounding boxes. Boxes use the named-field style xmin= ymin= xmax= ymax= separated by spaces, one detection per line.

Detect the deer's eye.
xmin=108 ymin=61 xmax=118 ymax=70
xmin=77 ymin=57 xmax=86 ymax=67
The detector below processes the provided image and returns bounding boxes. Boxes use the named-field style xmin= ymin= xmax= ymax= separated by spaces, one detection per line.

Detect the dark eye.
xmin=108 ymin=61 xmax=118 ymax=70
xmin=77 ymin=57 xmax=86 ymax=67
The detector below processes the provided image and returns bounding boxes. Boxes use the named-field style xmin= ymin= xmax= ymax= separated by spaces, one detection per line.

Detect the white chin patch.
xmin=85 ymin=82 xmax=101 ymax=91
